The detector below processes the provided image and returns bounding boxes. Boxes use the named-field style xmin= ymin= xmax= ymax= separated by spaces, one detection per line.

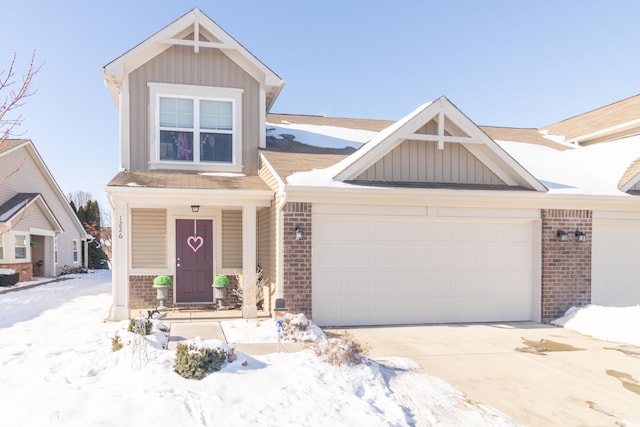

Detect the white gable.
xmin=332 ymin=97 xmax=546 ymax=191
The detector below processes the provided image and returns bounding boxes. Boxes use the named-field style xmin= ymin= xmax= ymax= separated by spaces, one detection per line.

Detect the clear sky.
xmin=4 ymin=1 xmax=640 ymax=221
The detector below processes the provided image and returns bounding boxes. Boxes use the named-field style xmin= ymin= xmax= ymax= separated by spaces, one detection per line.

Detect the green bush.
xmin=213 ymin=274 xmax=230 ymax=287
xmin=174 ymin=343 xmax=227 ymax=380
xmin=0 ymin=271 xmax=19 ymax=287
xmin=127 ymin=318 xmax=152 ymax=335
xmin=153 ymin=275 xmax=172 ymax=286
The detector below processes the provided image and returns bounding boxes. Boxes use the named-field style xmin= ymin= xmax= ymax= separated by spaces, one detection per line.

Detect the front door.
xmin=176 ymin=219 xmax=213 ymax=303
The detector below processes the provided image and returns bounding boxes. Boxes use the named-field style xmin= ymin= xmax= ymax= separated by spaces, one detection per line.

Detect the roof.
xmin=0 ymin=140 xmax=87 ymax=237
xmin=0 ymin=193 xmax=63 ymax=232
xmin=0 ymin=139 xmax=28 ymax=155
xmin=541 ymin=94 xmax=640 ymax=145
xmin=107 ymin=170 xmax=272 ymax=191
xmin=102 ymin=8 xmax=285 ymax=111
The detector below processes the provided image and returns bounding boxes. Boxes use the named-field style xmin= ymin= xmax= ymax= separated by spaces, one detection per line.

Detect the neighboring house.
xmin=0 ymin=139 xmax=91 ymax=281
xmin=103 ymin=8 xmax=640 ymax=326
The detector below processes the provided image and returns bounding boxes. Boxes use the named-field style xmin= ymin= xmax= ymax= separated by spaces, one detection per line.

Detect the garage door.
xmin=313 ymin=216 xmax=536 ymax=326
xmin=592 ymin=220 xmax=640 ymax=307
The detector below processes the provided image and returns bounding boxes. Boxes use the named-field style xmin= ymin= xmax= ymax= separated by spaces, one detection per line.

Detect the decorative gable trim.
xmin=334 ymin=97 xmax=546 ymax=191
xmin=102 ymin=8 xmax=284 ymax=111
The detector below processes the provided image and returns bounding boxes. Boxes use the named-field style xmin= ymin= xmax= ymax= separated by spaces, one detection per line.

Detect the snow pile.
xmin=267 ymin=123 xmax=374 ymax=149
xmin=221 ymin=312 xmax=325 ymax=344
xmin=552 ymin=304 xmax=640 ymax=345
xmin=0 ymin=271 xmax=520 ymax=426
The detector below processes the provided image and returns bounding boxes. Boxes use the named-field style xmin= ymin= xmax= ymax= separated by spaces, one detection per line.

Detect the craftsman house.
xmin=0 ymin=139 xmax=90 ymax=281
xmin=103 ymin=8 xmax=640 ymax=326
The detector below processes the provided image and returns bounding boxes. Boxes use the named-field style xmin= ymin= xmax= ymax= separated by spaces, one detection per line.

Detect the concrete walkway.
xmin=144 ymin=309 xmax=304 ymax=355
xmin=338 ymin=322 xmax=640 ymax=426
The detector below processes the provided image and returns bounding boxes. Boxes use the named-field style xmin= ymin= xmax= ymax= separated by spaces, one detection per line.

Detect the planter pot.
xmin=153 ymin=285 xmax=170 ymax=311
xmin=213 ymin=286 xmax=228 ymax=300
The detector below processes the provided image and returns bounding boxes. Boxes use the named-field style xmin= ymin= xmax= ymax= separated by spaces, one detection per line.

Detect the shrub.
xmin=0 ymin=270 xmax=19 ymax=287
xmin=153 ymin=275 xmax=172 ymax=286
xmin=174 ymin=343 xmax=227 ymax=380
xmin=310 ymin=332 xmax=369 ymax=366
xmin=127 ymin=318 xmax=152 ymax=335
xmin=112 ymin=335 xmax=123 ymax=352
xmin=213 ymin=274 xmax=230 ymax=287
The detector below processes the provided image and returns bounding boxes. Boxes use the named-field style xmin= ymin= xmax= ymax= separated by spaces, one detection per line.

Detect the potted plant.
xmin=152 ymin=275 xmax=172 ymax=311
xmin=212 ymin=274 xmax=230 ymax=300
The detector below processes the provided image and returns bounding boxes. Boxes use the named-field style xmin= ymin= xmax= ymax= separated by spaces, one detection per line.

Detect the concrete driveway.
xmin=337 ymin=322 xmax=640 ymax=426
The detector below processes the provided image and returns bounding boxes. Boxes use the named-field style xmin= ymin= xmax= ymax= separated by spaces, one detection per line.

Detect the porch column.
xmin=109 ymin=201 xmax=130 ymax=320
xmin=242 ymin=204 xmax=257 ymax=318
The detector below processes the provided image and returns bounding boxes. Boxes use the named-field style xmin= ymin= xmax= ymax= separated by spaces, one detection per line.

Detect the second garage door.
xmin=313 ymin=215 xmax=537 ymax=326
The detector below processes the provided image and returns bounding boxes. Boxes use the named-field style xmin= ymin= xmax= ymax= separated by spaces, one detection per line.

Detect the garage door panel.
xmin=313 ymin=217 xmax=536 ymax=326
xmin=593 ymin=220 xmax=640 ymax=307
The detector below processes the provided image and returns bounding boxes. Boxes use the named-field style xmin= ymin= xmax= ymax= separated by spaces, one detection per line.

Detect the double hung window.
xmin=15 ymin=235 xmax=27 ymax=259
xmin=150 ymin=83 xmax=242 ymax=170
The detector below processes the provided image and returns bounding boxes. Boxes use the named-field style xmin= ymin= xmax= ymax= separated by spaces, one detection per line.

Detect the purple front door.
xmin=176 ymin=219 xmax=213 ymax=303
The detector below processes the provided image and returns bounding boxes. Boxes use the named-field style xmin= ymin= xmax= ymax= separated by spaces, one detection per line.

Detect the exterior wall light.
xmin=557 ymin=229 xmax=569 ymax=242
xmin=191 ymin=205 xmax=200 ymax=213
xmin=294 ymin=226 xmax=304 ymax=241
xmin=575 ymin=229 xmax=586 ymax=242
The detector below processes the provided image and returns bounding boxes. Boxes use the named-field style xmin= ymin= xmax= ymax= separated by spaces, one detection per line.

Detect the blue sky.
xmin=4 ymin=1 xmax=640 ymax=221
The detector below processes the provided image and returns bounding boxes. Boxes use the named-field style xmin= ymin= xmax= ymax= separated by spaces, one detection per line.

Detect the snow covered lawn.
xmin=1 ymin=271 xmax=638 ymax=426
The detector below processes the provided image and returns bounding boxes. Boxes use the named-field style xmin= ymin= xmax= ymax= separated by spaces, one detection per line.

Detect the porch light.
xmin=294 ymin=226 xmax=304 ymax=241
xmin=557 ymin=229 xmax=569 ymax=242
xmin=191 ymin=205 xmax=200 ymax=213
xmin=575 ymin=229 xmax=586 ymax=242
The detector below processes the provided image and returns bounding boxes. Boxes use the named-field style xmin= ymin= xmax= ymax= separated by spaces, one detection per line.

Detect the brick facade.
xmin=128 ymin=274 xmax=240 ymax=310
xmin=129 ymin=275 xmax=175 ymax=309
xmin=0 ymin=262 xmax=33 ymax=282
xmin=282 ymin=202 xmax=312 ymax=317
xmin=541 ymin=209 xmax=592 ymax=322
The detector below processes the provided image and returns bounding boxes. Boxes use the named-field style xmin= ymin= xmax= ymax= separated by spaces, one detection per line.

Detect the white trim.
xmin=72 ymin=239 xmax=79 ymax=264
xmin=148 ymin=83 xmax=244 ymax=171
xmin=29 ymin=227 xmax=56 ymax=237
xmin=14 ymin=233 xmax=28 ymax=261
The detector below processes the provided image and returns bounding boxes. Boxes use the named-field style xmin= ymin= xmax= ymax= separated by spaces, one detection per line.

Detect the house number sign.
xmin=118 ymin=215 xmax=124 ymax=240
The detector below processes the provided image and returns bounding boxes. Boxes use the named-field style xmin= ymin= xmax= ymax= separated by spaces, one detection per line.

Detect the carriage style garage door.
xmin=312 ymin=214 xmax=537 ymax=327
xmin=592 ymin=219 xmax=640 ymax=307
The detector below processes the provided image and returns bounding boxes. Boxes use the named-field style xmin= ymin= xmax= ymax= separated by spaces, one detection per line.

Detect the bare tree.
xmin=0 ymin=52 xmax=41 ymax=235
xmin=1 ymin=51 xmax=42 ymax=145
xmin=67 ymin=190 xmax=93 ymax=209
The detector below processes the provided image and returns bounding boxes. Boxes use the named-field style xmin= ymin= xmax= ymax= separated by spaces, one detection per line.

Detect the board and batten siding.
xmin=356 ymin=138 xmax=504 ymax=185
xmin=221 ymin=210 xmax=242 ymax=269
xmin=131 ymin=208 xmax=167 ymax=269
xmin=128 ymin=45 xmax=262 ymax=174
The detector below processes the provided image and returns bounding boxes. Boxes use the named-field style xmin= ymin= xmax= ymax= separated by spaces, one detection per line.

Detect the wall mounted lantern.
xmin=557 ymin=229 xmax=569 ymax=242
xmin=191 ymin=205 xmax=200 ymax=213
xmin=575 ymin=229 xmax=587 ymax=242
xmin=294 ymin=226 xmax=304 ymax=241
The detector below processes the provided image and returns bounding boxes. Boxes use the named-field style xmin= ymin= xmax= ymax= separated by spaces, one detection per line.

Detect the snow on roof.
xmin=496 ymin=135 xmax=640 ymax=195
xmin=263 ymin=105 xmax=640 ymax=196
xmin=266 ymin=122 xmax=375 ymax=150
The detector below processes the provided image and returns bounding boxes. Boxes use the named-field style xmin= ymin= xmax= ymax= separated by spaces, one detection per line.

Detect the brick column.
xmin=541 ymin=209 xmax=592 ymax=322
xmin=282 ymin=202 xmax=312 ymax=316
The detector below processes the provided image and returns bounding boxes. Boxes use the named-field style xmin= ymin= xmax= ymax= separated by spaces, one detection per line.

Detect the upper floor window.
xmin=149 ymin=83 xmax=243 ymax=172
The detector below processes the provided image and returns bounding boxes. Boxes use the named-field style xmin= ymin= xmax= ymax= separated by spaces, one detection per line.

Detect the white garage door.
xmin=313 ymin=216 xmax=536 ymax=326
xmin=592 ymin=220 xmax=640 ymax=307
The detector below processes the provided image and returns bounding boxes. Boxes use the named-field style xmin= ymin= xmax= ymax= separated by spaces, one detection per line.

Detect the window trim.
xmin=148 ymin=83 xmax=243 ymax=172
xmin=14 ymin=233 xmax=28 ymax=260
xmin=72 ymin=239 xmax=79 ymax=264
